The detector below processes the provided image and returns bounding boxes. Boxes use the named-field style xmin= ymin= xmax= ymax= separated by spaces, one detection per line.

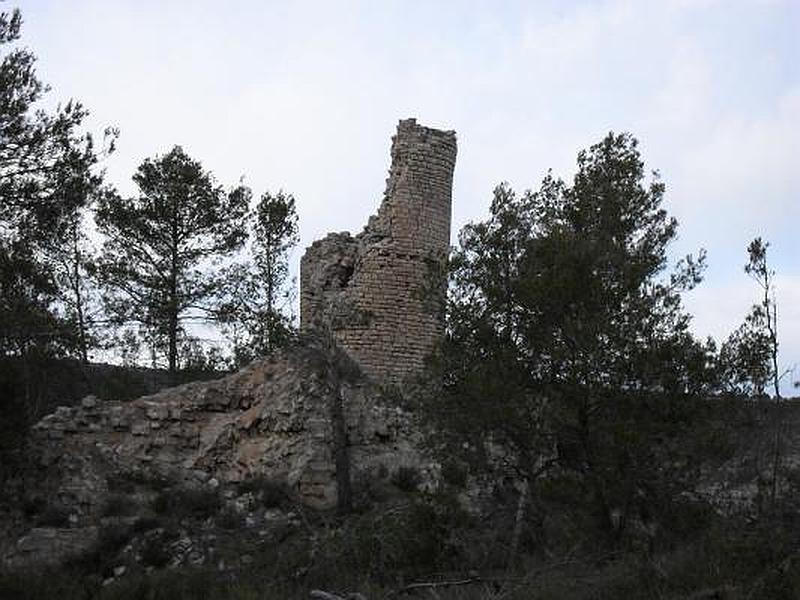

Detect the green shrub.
xmin=96 ymin=568 xmax=219 ymax=600
xmin=441 ymin=460 xmax=467 ymax=488
xmin=36 ymin=502 xmax=70 ymax=527
xmin=140 ymin=536 xmax=172 ymax=569
xmin=390 ymin=466 xmax=421 ymax=492
xmin=68 ymin=523 xmax=134 ymax=576
xmin=0 ymin=567 xmax=98 ymax=600
xmin=101 ymin=493 xmax=139 ymax=517
xmin=217 ymin=506 xmax=244 ymax=530
xmin=182 ymin=487 xmax=222 ymax=518
xmin=130 ymin=516 xmax=162 ymax=534
xmin=21 ymin=495 xmax=46 ymax=519
xmin=301 ymin=493 xmax=473 ymax=588
xmin=153 ymin=486 xmax=221 ymax=520
xmin=238 ymin=476 xmax=289 ymax=509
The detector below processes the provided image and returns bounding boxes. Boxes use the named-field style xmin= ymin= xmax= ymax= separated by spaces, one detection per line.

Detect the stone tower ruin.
xmin=300 ymin=118 xmax=457 ymax=385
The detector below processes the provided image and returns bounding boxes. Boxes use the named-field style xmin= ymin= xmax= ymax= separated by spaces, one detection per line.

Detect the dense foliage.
xmin=423 ymin=133 xmax=720 ymax=539
xmin=0 ymin=8 xmax=112 ymax=360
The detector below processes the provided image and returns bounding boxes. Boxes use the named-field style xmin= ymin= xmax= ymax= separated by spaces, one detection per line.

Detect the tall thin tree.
xmin=720 ymin=238 xmax=785 ymax=398
xmin=223 ymin=190 xmax=298 ymax=365
xmin=744 ymin=238 xmax=781 ymax=399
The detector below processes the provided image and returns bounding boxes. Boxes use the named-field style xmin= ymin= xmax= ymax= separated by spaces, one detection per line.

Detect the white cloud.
xmin=679 ymin=88 xmax=800 ymax=221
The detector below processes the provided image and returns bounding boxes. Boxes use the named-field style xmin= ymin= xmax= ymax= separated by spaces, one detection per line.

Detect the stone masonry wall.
xmin=3 ymin=342 xmax=432 ymax=567
xmin=300 ymin=119 xmax=457 ymax=385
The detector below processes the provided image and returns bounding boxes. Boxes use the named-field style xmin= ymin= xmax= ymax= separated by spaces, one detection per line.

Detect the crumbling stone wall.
xmin=21 ymin=344 xmax=421 ymax=506
xmin=300 ymin=119 xmax=457 ymax=385
xmin=2 ymin=340 xmax=435 ymax=568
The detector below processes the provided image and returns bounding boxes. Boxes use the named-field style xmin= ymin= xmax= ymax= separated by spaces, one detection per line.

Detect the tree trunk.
xmin=169 ymin=214 xmax=179 ymax=377
xmin=769 ymin=409 xmax=783 ymax=508
xmin=167 ymin=278 xmax=178 ymax=375
xmin=578 ymin=398 xmax=616 ymax=536
xmin=168 ymin=316 xmax=178 ymax=374
xmin=508 ymin=477 xmax=529 ymax=570
xmin=168 ymin=263 xmax=178 ymax=376
xmin=71 ymin=226 xmax=88 ymax=364
xmin=266 ymin=258 xmax=274 ymax=353
xmin=769 ymin=300 xmax=780 ymax=399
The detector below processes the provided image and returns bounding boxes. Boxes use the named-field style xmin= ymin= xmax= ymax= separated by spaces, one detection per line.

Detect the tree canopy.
xmin=0 ymin=8 xmax=112 ymax=359
xmin=95 ymin=146 xmax=250 ymax=373
xmin=424 ymin=132 xmax=718 ymax=536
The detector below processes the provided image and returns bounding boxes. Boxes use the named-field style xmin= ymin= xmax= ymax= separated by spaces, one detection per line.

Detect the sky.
xmin=15 ymin=0 xmax=800 ymax=393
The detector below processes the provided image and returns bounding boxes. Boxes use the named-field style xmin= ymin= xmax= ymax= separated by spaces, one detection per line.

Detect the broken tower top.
xmin=300 ymin=118 xmax=457 ymax=385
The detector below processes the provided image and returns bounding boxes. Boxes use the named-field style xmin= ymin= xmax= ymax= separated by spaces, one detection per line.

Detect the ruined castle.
xmin=300 ymin=119 xmax=457 ymax=385
xmin=2 ymin=119 xmax=456 ymax=567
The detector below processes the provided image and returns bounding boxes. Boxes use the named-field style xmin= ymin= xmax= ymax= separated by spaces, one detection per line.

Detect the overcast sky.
xmin=18 ymin=0 xmax=799 ymax=393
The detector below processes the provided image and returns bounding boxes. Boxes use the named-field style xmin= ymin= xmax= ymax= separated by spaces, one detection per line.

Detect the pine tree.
xmin=0 ymin=8 xmax=113 ymax=358
xmin=222 ymin=190 xmax=298 ymax=365
xmin=721 ymin=238 xmax=783 ymax=398
xmin=424 ymin=133 xmax=717 ymax=539
xmin=95 ymin=146 xmax=249 ymax=373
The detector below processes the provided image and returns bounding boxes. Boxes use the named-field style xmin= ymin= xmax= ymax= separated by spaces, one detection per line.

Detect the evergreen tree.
xmin=720 ymin=238 xmax=783 ymax=397
xmin=0 ymin=8 xmax=112 ymax=358
xmin=95 ymin=146 xmax=249 ymax=373
xmin=223 ymin=190 xmax=298 ymax=365
xmin=424 ymin=133 xmax=718 ymax=539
